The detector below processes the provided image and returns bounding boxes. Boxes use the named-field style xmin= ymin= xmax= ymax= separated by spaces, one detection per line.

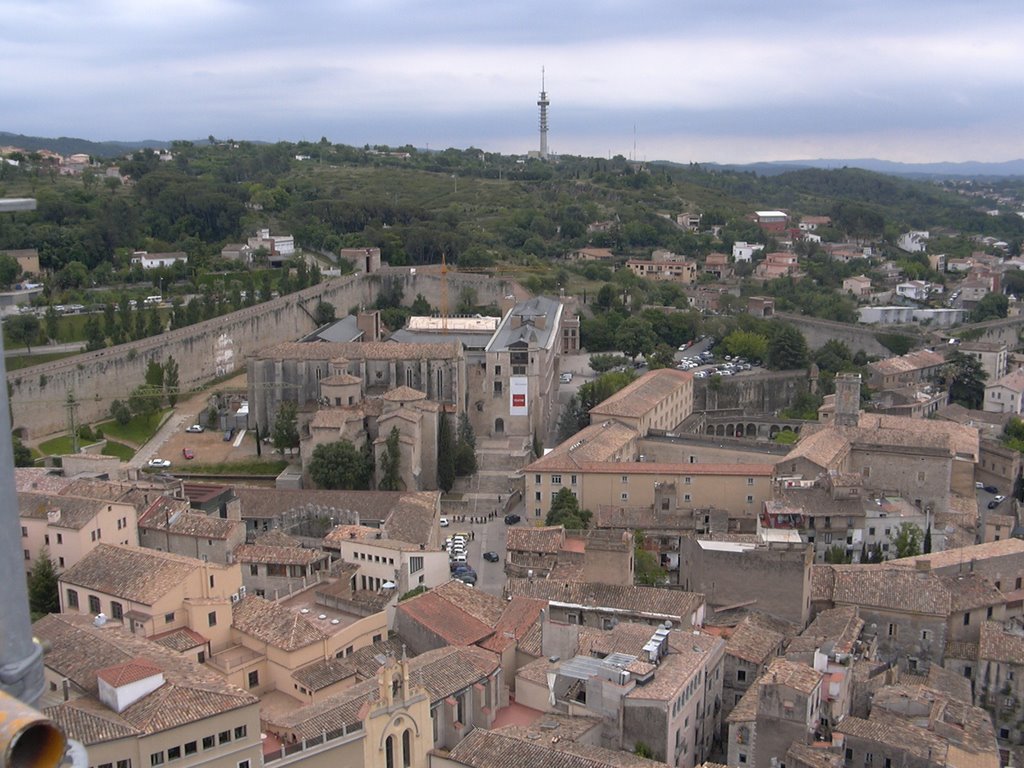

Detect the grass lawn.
xmin=38 ymin=435 xmax=101 ymax=456
xmin=101 ymin=440 xmax=135 ymax=461
xmin=97 ymin=410 xmax=171 ymax=446
xmin=4 ymin=351 xmax=82 ymax=371
xmin=181 ymin=459 xmax=289 ymax=475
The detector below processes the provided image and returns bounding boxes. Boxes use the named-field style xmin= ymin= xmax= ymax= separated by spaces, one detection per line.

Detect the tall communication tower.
xmin=537 ymin=67 xmax=549 ymax=160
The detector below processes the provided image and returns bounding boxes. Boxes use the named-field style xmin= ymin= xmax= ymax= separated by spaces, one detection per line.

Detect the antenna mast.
xmin=537 ymin=67 xmax=549 ymax=160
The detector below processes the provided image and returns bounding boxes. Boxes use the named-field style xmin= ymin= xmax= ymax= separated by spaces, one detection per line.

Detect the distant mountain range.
xmin=702 ymin=158 xmax=1024 ymax=179
xmin=0 ymin=131 xmax=168 ymax=158
xmin=5 ymin=130 xmax=1024 ymax=178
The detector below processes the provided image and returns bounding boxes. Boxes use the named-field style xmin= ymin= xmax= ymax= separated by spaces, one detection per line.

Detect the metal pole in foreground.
xmin=0 ymin=196 xmax=70 ymax=768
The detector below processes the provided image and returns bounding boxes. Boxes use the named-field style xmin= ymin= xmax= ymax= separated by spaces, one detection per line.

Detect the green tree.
xmin=380 ymin=426 xmax=403 ymax=490
xmin=589 ymin=354 xmax=630 ymax=373
xmin=83 ymin=316 xmax=106 ymax=351
xmin=546 ymin=487 xmax=592 ymax=529
xmin=309 ymin=440 xmax=372 ymax=490
xmin=411 ymin=294 xmax=431 ymax=315
xmin=824 ymin=544 xmax=852 ymax=564
xmin=767 ymin=324 xmax=809 ymax=370
xmin=145 ymin=359 xmax=165 ymax=388
xmin=924 ymin=524 xmax=932 ymax=554
xmin=972 ymin=292 xmax=1009 ymax=322
xmin=5 ymin=314 xmax=40 ymax=353
xmin=164 ymin=356 xmax=180 ymax=407
xmin=722 ymin=329 xmax=769 ymax=362
xmin=454 ymin=412 xmax=477 ymax=476
xmin=110 ymin=399 xmax=132 ymax=426
xmin=646 ymin=343 xmax=676 ymax=370
xmin=12 ymin=436 xmax=33 ymax=467
xmin=634 ymin=743 xmax=655 ymax=759
xmin=313 ymin=301 xmax=336 ymax=326
xmin=892 ymin=522 xmax=924 ymax=559
xmin=0 ymin=253 xmax=21 ymax=286
xmin=27 ymin=548 xmax=59 ymax=619
xmin=437 ymin=412 xmax=456 ymax=492
xmin=44 ymin=305 xmax=59 ymax=343
xmin=614 ymin=316 xmax=658 ymax=362
xmin=938 ymin=351 xmax=987 ymax=409
xmin=578 ymin=369 xmax=636 ymax=413
xmin=556 ymin=395 xmax=588 ymax=442
xmin=634 ymin=531 xmax=667 ymax=585
xmin=271 ymin=400 xmax=300 ymax=454
xmin=128 ymin=384 xmax=162 ymax=425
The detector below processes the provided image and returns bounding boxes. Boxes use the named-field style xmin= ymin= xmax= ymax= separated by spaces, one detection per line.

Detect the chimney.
xmin=915 ymin=559 xmax=931 ymax=572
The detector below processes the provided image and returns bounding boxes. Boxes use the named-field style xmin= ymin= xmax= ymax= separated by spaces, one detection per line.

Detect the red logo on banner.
xmin=512 ymin=394 xmax=526 ymax=407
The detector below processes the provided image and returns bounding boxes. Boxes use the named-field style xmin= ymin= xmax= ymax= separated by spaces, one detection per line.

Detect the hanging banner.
xmin=509 ymin=376 xmax=528 ymax=416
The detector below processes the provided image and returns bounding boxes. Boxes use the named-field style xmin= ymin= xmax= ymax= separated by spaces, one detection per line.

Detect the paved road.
xmin=3 ymin=341 xmax=87 ymax=357
xmin=447 ymin=500 xmax=526 ymax=598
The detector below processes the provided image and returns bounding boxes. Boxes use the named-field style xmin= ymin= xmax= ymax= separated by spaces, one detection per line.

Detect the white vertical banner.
xmin=509 ymin=376 xmax=529 ymax=416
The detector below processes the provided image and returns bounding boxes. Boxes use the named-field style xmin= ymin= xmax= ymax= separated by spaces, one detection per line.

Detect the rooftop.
xmin=979 ymin=620 xmax=1024 ymax=665
xmin=59 ymin=544 xmax=207 ymax=605
xmin=254 ymin=340 xmax=462 ymax=362
xmin=486 ymin=295 xmax=562 ymax=353
xmin=867 ymin=349 xmax=946 ymax=376
xmin=589 ymin=368 xmax=693 ymax=421
xmin=505 ymin=579 xmax=704 ymax=624
xmin=524 ymin=420 xmax=638 ymax=472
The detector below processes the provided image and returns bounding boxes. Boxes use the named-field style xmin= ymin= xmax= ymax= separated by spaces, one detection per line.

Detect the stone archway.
xmin=494 ymin=417 xmax=505 ymax=435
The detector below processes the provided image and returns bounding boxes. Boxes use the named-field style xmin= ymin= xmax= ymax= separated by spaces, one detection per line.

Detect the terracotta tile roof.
xmin=255 ymin=340 xmax=461 ymax=362
xmin=319 ymin=373 xmax=361 ymax=385
xmin=34 ymin=614 xmax=256 ymax=743
xmin=431 ymin=579 xmax=507 ymax=626
xmin=396 ymin=588 xmax=495 ymax=647
xmin=148 ymin=627 xmax=208 ymax=653
xmin=943 ymin=573 xmax=1005 ymax=611
xmin=382 ymin=386 xmax=427 ymax=401
xmin=823 ymin=565 xmax=952 ymax=615
xmin=254 ymin=529 xmax=303 ymax=547
xmin=726 ymin=681 xmax=759 ymax=723
xmin=979 ymin=620 xmax=1024 ymax=665
xmin=507 ymin=526 xmax=565 ymax=554
xmin=785 ymin=743 xmax=844 ymax=768
xmin=447 ymin=728 xmax=669 ymax=768
xmin=348 ymin=637 xmax=411 ymax=680
xmin=505 ymin=579 xmax=704 ymax=625
xmin=867 ymin=349 xmax=946 ymax=376
xmin=309 ymin=407 xmax=368 ymax=430
xmin=761 ymin=657 xmax=823 ymax=695
xmin=138 ymin=501 xmax=240 ymax=540
xmin=95 ymin=658 xmax=163 ymax=687
xmin=14 ymin=467 xmax=77 ymax=494
xmin=477 ymin=597 xmax=547 ymax=654
xmin=944 ymin=641 xmax=979 ymax=661
xmin=890 ymin=538 xmax=1024 ymax=571
xmin=59 ymin=544 xmax=203 ymax=605
xmin=231 ymin=596 xmax=330 ymax=651
xmin=233 ymin=542 xmax=328 ymax=566
xmin=44 ymin=698 xmax=140 ymax=744
xmin=836 ymin=716 xmax=947 ymax=762
xmin=19 ymin=491 xmax=106 ymax=529
xmin=589 ymin=368 xmax=693 ymax=420
xmin=787 ymin=606 xmax=862 ymax=657
xmin=781 ymin=428 xmax=851 ymax=470
xmin=726 ymin=614 xmax=788 ymax=664
xmin=988 ymin=368 xmax=1024 ymax=394
xmin=519 ymin=620 xmax=543 ymax=657
xmin=381 ymin=491 xmax=440 ymax=547
xmin=810 ymin=565 xmax=836 ymax=601
xmin=269 ymin=646 xmax=498 ymax=740
xmin=577 ymin=621 xmax=670 ymax=659
xmin=524 ymin=420 xmax=639 ymax=472
xmin=291 ymin=657 xmax=357 ymax=692
xmin=570 ymin=462 xmax=774 ymax=476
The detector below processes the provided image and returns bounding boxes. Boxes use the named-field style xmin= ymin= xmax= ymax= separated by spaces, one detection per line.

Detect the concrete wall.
xmin=8 ymin=269 xmax=523 ymax=438
xmin=693 ymin=370 xmax=811 ymax=413
xmin=679 ymin=539 xmax=813 ymax=627
xmin=775 ymin=312 xmax=912 ymax=357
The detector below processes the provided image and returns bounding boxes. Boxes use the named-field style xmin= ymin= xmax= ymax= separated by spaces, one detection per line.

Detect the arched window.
xmin=385 ymin=735 xmax=394 ymax=768
xmin=402 ymin=729 xmax=412 ymax=768
xmin=494 ymin=418 xmax=504 ymax=435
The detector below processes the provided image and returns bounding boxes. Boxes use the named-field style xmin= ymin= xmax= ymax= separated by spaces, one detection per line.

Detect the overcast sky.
xmin=3 ymin=0 xmax=1023 ymax=164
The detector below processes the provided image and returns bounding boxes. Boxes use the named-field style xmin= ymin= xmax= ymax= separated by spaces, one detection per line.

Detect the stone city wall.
xmin=8 ymin=269 xmax=523 ymax=438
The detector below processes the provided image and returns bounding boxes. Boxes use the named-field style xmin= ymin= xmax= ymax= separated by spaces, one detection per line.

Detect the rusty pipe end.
xmin=0 ymin=691 xmax=68 ymax=768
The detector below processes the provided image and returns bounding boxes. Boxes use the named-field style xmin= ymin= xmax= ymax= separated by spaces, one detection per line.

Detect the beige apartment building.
xmin=324 ymin=524 xmax=450 ymax=595
xmin=19 ymin=491 xmax=138 ymax=575
xmin=35 ymin=613 xmax=263 ymax=768
xmin=588 ymin=367 xmax=694 ymax=435
xmin=58 ymin=544 xmax=242 ymax=652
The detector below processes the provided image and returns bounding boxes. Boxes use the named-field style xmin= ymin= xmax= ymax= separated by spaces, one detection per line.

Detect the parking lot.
xmin=442 ymin=512 xmax=519 ymax=597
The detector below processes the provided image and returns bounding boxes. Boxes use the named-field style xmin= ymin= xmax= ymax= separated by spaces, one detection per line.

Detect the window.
xmin=23 ymin=550 xmax=30 ymax=561
xmin=385 ymin=735 xmax=395 ymax=768
xmin=737 ymin=669 xmax=747 ymax=682
xmin=44 ymin=534 xmax=49 ymax=545
xmin=209 ymin=575 xmax=214 ymax=588
xmin=571 ymin=475 xmax=577 ymax=485
xmin=869 ymin=527 xmax=875 ymax=536
xmin=684 ymin=476 xmax=692 ymax=485
xmin=987 ymin=606 xmax=993 ymax=619
xmin=535 ymin=474 xmax=541 ymax=484
xmin=920 ymin=630 xmax=929 ymax=641
xmin=150 ymin=754 xmax=164 ymax=767
xmin=888 ymin=624 xmax=897 ymax=637
xmin=535 ymin=491 xmax=541 ymax=501
xmin=249 ymin=564 xmax=258 ymax=576
xmin=410 ymin=556 xmax=423 ymax=573
xmin=184 ymin=743 xmax=196 ymax=756
xmin=88 ymin=595 xmax=101 ymax=614
xmin=59 ymin=557 xmax=64 ymax=567
xmin=494 ymin=365 xmax=501 ymax=376
xmin=117 ymin=761 xmax=132 ymax=768
xmin=218 ymin=730 xmax=232 ymax=745
xmin=56 ymin=533 xmax=62 ymax=544
xmin=552 ymin=475 xmax=562 ymax=485
xmin=746 ymin=495 xmax=754 ymax=504
xmin=621 ymin=475 xmax=629 ymax=484
xmin=208 ymin=611 xmax=217 ymax=627
xmin=164 ymin=612 xmax=175 ymax=624
xmin=238 ymin=762 xmax=250 ymax=768
xmin=963 ymin=612 xmax=971 ymax=626
xmin=202 ymin=736 xmax=215 ymax=750
xmin=621 ymin=493 xmax=628 ymax=501
xmin=747 ymin=477 xmax=754 ymax=485
xmin=493 ymin=381 xmax=502 ymax=396
xmin=66 ymin=589 xmax=78 ymax=608
xmin=21 ymin=526 xmax=27 ymax=537
xmin=167 ymin=747 xmax=181 ymax=761
xmin=111 ymin=602 xmax=123 ymax=620
xmin=248 ymin=671 xmax=259 ymax=688
xmin=234 ymin=726 xmax=247 ymax=739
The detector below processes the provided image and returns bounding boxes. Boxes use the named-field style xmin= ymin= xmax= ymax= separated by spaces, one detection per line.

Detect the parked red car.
xmin=182 ymin=448 xmax=195 ymax=460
